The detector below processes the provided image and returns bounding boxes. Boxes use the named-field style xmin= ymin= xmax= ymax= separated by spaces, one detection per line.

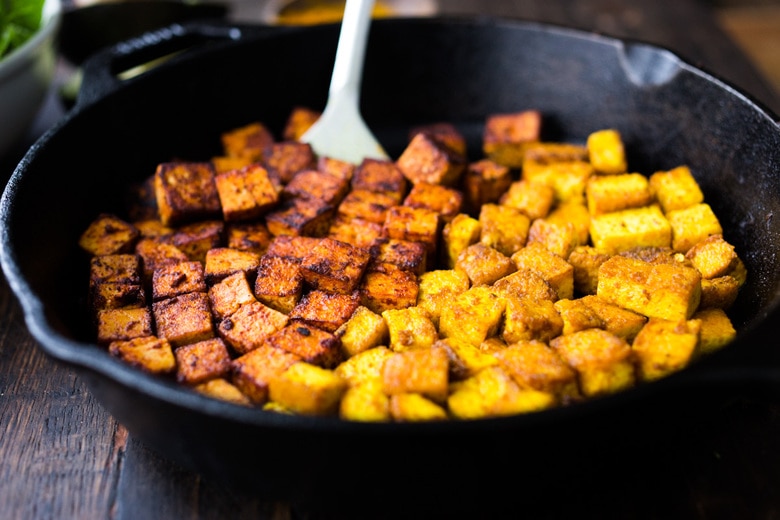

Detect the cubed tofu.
xmin=455 ymin=242 xmax=515 ymax=286
xmin=261 ymin=141 xmax=316 ymax=184
xmin=254 ymin=254 xmax=303 ymax=314
xmin=89 ymin=254 xmax=143 ymax=297
xmin=546 ymin=201 xmax=591 ymax=245
xmin=523 ymin=141 xmax=589 ymax=164
xmin=597 ymin=255 xmax=702 ymax=321
xmin=134 ymin=238 xmax=190 ymax=284
xmin=226 ymin=222 xmax=273 ymax=255
xmin=335 ymin=306 xmax=389 ymax=358
xmin=409 ymin=121 xmax=468 ymax=158
xmin=493 ymin=340 xmax=580 ymax=402
xmin=416 ymin=269 xmax=471 ymax=328
xmin=211 ymin=155 xmax=255 ymax=175
xmin=151 ymin=260 xmax=207 ymax=302
xmin=389 ymin=393 xmax=448 ymax=422
xmin=526 ymin=218 xmax=579 ymax=259
xmin=396 ymin=132 xmax=466 ymax=186
xmin=382 ymin=205 xmax=441 ymax=265
xmin=482 ymin=110 xmax=542 ymax=168
xmin=174 ymin=337 xmax=231 ymax=385
xmin=382 ymin=346 xmax=449 ymax=403
xmin=478 ymin=203 xmax=531 ymax=257
xmin=169 ymin=220 xmax=225 ymax=263
xmin=382 ymin=306 xmax=438 ymax=352
xmin=218 ymin=300 xmax=289 ymax=355
xmin=503 ymin=296 xmax=564 ymax=343
xmin=268 ymin=362 xmax=347 ymax=416
xmin=264 ymin=323 xmax=343 ymax=368
xmin=434 ymin=337 xmax=498 ymax=381
xmin=442 ymin=213 xmax=482 ymax=269
xmin=700 ymin=275 xmax=741 ymax=310
xmin=317 ymin=156 xmax=355 ymax=181
xmin=369 ymin=238 xmax=427 ymax=276
xmin=300 ymin=237 xmax=372 ymax=294
xmin=108 ymin=335 xmax=176 ymax=375
xmin=685 ymin=234 xmax=738 ymax=279
xmin=214 ymin=164 xmax=279 ymax=222
xmin=648 ymin=165 xmax=704 ymax=213
xmin=79 ymin=213 xmax=140 ymax=256
xmin=339 ymin=381 xmax=392 ymax=422
xmin=282 ymin=169 xmax=350 ymax=206
xmin=154 ymin=161 xmax=222 ymax=226
xmin=666 ymin=203 xmax=723 ymax=253
xmin=351 ymin=158 xmax=408 ymax=201
xmin=553 ymin=298 xmax=606 ymax=335
xmin=132 ymin=218 xmax=173 ymax=240
xmin=589 ymin=204 xmax=672 ymax=254
xmin=499 ymin=180 xmax=556 ymax=220
xmin=579 ymin=295 xmax=647 ymax=342
xmin=585 ymin=172 xmax=652 ymax=215
xmin=358 ymin=262 xmax=420 ymax=314
xmin=89 ymin=281 xmax=147 ymax=315
xmin=193 ymin=378 xmax=252 ymax=406
xmin=289 ymin=289 xmax=361 ymax=333
xmin=491 ymin=268 xmax=558 ymax=302
xmin=327 ymin=213 xmax=384 ymax=249
xmin=463 ymin=159 xmax=513 ymax=213
xmin=208 ymin=271 xmax=257 ymax=320
xmin=521 ymin=159 xmax=594 ymax=204
xmin=230 ymin=344 xmax=301 ymax=404
xmin=265 ymin=235 xmax=323 ymax=262
xmin=282 ymin=106 xmax=321 ymax=141
xmin=335 ymin=345 xmax=394 ymax=386
xmin=204 ymin=247 xmax=261 ymax=285
xmin=221 ymin=121 xmax=274 ymax=161
xmin=511 ymin=242 xmax=574 ymax=300
xmin=692 ymin=307 xmax=737 ymax=354
xmin=568 ymin=245 xmax=612 ymax=296
xmin=439 ymin=285 xmax=505 ymax=347
xmin=402 ymin=181 xmax=463 ymax=222
xmin=337 ymin=189 xmax=397 ymax=224
xmin=550 ymin=328 xmax=635 ymax=397
xmin=264 ymin=197 xmax=335 ymax=237
xmin=586 ymin=129 xmax=627 ymax=175
xmin=97 ymin=307 xmax=154 ymax=346
xmin=632 ymin=318 xmax=702 ymax=382
xmin=152 ymin=291 xmax=214 ymax=348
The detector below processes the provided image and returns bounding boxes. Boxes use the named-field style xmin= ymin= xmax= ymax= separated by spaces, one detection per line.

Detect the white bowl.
xmin=0 ymin=0 xmax=62 ymax=159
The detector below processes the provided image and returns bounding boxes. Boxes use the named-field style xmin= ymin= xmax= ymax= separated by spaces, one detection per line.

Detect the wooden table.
xmin=2 ymin=1 xmax=779 ymax=518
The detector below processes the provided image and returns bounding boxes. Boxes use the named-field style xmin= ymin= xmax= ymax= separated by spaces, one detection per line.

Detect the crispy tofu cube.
xmin=208 ymin=271 xmax=257 ymax=320
xmin=132 ymin=218 xmax=173 ymax=240
xmin=666 ymin=203 xmax=723 ymax=253
xmin=700 ymin=272 xmax=742 ymax=309
xmin=553 ymin=298 xmax=606 ymax=335
xmin=283 ymin=106 xmax=321 ymax=141
xmin=648 ymin=165 xmax=704 ymax=213
xmin=134 ymin=238 xmax=190 ymax=284
xmin=327 ymin=213 xmax=384 ymax=249
xmin=337 ymin=189 xmax=397 ymax=224
xmin=254 ymin=254 xmax=303 ymax=314
xmin=215 ymin=164 xmax=279 ymax=222
xmin=589 ymin=204 xmax=672 ymax=254
xmin=409 ymin=121 xmax=467 ymax=158
xmin=265 ymin=235 xmax=322 ymax=262
xmin=335 ymin=306 xmax=389 ymax=358
xmin=499 ymin=180 xmax=556 ymax=220
xmin=550 ymin=328 xmax=635 ymax=397
xmin=478 ymin=203 xmax=530 ymax=257
xmin=579 ymin=295 xmax=647 ymax=342
xmin=402 ymin=181 xmax=463 ymax=222
xmin=193 ymin=378 xmax=252 ymax=406
xmin=692 ymin=308 xmax=737 ymax=354
xmin=268 ymin=362 xmax=347 ymax=416
xmin=89 ymin=254 xmax=145 ymax=309
xmin=359 ymin=262 xmax=420 ymax=314
xmin=317 ymin=156 xmax=355 ymax=181
xmin=211 ymin=155 xmax=255 ymax=174
xmin=264 ymin=197 xmax=335 ymax=237
xmin=289 ymin=289 xmax=361 ymax=333
xmin=396 ymin=132 xmax=466 ymax=186
xmin=300 ymin=237 xmax=372 ymax=294
xmin=218 ymin=301 xmax=289 ymax=354
xmin=434 ymin=337 xmax=498 ymax=381
xmin=154 ymin=162 xmax=222 ymax=226
xmin=339 ymin=380 xmax=392 ymax=422
xmin=586 ymin=129 xmax=627 ymax=175
xmin=282 ymin=169 xmax=350 ymax=206
xmin=351 ymin=158 xmax=408 ymax=201
xmin=174 ymin=337 xmax=231 ymax=385
xmin=568 ymin=245 xmax=612 ymax=296
xmin=632 ymin=318 xmax=702 ymax=382
xmin=261 ymin=141 xmax=316 ymax=184
xmin=685 ymin=234 xmax=738 ymax=279
xmin=382 ymin=346 xmax=449 ymax=402
xmin=389 ymin=393 xmax=448 ymax=422
xmin=416 ymin=269 xmax=471 ymax=328
xmin=442 ymin=213 xmax=482 ymax=269
xmin=151 ymin=261 xmax=207 ymax=301
xmin=511 ymin=242 xmax=574 ymax=300
xmin=455 ymin=242 xmax=515 ymax=286
xmin=524 ymin=141 xmax=589 ymax=164
xmin=439 ymin=285 xmax=505 ymax=347
xmin=586 ymin=172 xmax=652 ymax=215
xmin=226 ymin=222 xmax=273 ymax=255
xmin=503 ymin=296 xmax=564 ymax=343
xmin=382 ymin=205 xmax=441 ymax=264
xmin=382 ymin=306 xmax=438 ymax=352
xmin=546 ymin=201 xmax=591 ymax=245
xmin=482 ymin=110 xmax=542 ymax=168
xmin=79 ymin=214 xmax=140 ymax=256
xmin=335 ymin=345 xmax=394 ymax=385
xmin=491 ymin=268 xmax=558 ymax=302
xmin=527 ymin=218 xmax=579 ymax=259
xmin=463 ymin=159 xmax=513 ymax=213
xmin=494 ymin=340 xmax=580 ymax=402
xmin=221 ymin=121 xmax=274 ymax=161
xmin=597 ymin=255 xmax=702 ymax=320
xmin=169 ymin=220 xmax=225 ymax=263
xmin=264 ymin=323 xmax=343 ymax=368
xmin=230 ymin=344 xmax=301 ymax=404
xmin=448 ymin=366 xmax=556 ymax=419
xmin=97 ymin=307 xmax=154 ymax=346
xmin=521 ymin=159 xmax=594 ymax=204
xmin=204 ymin=247 xmax=261 ymax=285
xmin=108 ymin=335 xmax=175 ymax=375
xmin=369 ymin=238 xmax=427 ymax=275
xmin=152 ymin=291 xmax=214 ymax=348
xmin=89 ymin=281 xmax=147 ymax=315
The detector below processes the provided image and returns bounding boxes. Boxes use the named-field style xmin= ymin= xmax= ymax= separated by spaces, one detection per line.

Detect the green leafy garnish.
xmin=0 ymin=0 xmax=45 ymax=59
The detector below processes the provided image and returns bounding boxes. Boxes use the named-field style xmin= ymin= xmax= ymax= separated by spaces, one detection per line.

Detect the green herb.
xmin=0 ymin=0 xmax=45 ymax=59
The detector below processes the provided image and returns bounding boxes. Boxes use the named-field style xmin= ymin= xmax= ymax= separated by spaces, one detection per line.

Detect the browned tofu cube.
xmin=439 ymin=285 xmax=506 ymax=347
xmin=396 ymin=132 xmax=466 ymax=187
xmin=327 ymin=214 xmax=384 ymax=249
xmin=261 ymin=141 xmax=316 ymax=184
xmin=89 ymin=253 xmax=142 ymax=287
xmin=479 ymin=203 xmax=531 ymax=257
xmin=300 ymin=237 xmax=372 ymax=294
xmin=402 ymin=181 xmax=463 ymax=222
xmin=685 ymin=234 xmax=738 ymax=279
xmin=511 ymin=242 xmax=575 ymax=300
xmin=282 ymin=169 xmax=350 ymax=206
xmin=586 ymin=129 xmax=628 ymax=175
xmin=492 ymin=268 xmax=558 ymax=302
xmin=230 ymin=344 xmax=301 ymax=404
xmin=568 ymin=245 xmax=612 ymax=296
xmin=648 ymin=165 xmax=704 ymax=213
xmin=264 ymin=235 xmax=321 ymax=262
xmin=382 ymin=346 xmax=450 ymax=403
xmin=499 ymin=179 xmax=556 ymax=220
xmin=283 ymin=106 xmax=321 ymax=141
xmin=174 ymin=337 xmax=231 ymax=385
xmin=108 ymin=335 xmax=176 ymax=375
xmin=523 ymin=141 xmax=589 ymax=164
xmin=153 ymin=292 xmax=214 ymax=348
xmin=553 ymin=297 xmax=606 ymax=335
xmin=351 ymin=158 xmax=408 ymax=201
xmin=134 ymin=238 xmax=190 ymax=284
xmin=204 ymin=247 xmax=261 ymax=285
xmin=585 ymin=172 xmax=652 ymax=215
xmin=221 ymin=121 xmax=274 ymax=161
xmin=193 ymin=378 xmax=252 ymax=406
xmin=254 ymin=254 xmax=304 ymax=314
xmin=693 ymin=307 xmax=737 ymax=354
xmin=503 ymin=296 xmax=564 ymax=343
xmin=455 ymin=242 xmax=515 ymax=286
xmin=79 ymin=213 xmax=140 ymax=256
xmin=334 ymin=307 xmax=389 ymax=358
xmin=265 ymin=197 xmax=335 ymax=237
xmin=482 ymin=110 xmax=542 ymax=168
xmin=151 ymin=261 xmax=207 ymax=301
xmin=289 ymin=289 xmax=361 ymax=333
xmin=409 ymin=122 xmax=467 ymax=158
xmin=382 ymin=306 xmax=438 ymax=352
xmin=154 ymin=161 xmax=222 ymax=226
xmin=337 ymin=189 xmax=397 ymax=224
xmin=226 ymin=222 xmax=273 ymax=255
xmin=579 ymin=295 xmax=647 ymax=342
xmin=215 ymin=164 xmax=279 ymax=222
xmin=434 ymin=337 xmax=498 ymax=381
xmin=369 ymin=237 xmax=427 ymax=275
xmin=494 ymin=340 xmax=580 ymax=402
xmin=526 ymin=218 xmax=579 ymax=259
xmin=632 ymin=317 xmax=702 ymax=382
xmin=264 ymin=323 xmax=343 ymax=368
xmin=169 ymin=220 xmax=225 ymax=263
xmin=97 ymin=307 xmax=154 ymax=346
xmin=666 ymin=203 xmax=723 ymax=253
xmin=359 ymin=262 xmax=419 ymax=314
xmin=382 ymin=205 xmax=441 ymax=264
xmin=317 ymin=156 xmax=355 ymax=181
xmin=268 ymin=362 xmax=347 ymax=416
xmin=211 ymin=155 xmax=255 ymax=174
xmin=208 ymin=271 xmax=257 ymax=320
xmin=132 ymin=218 xmax=173 ymax=240
xmin=442 ymin=213 xmax=482 ymax=269
xmin=335 ymin=346 xmax=394 ymax=387
xmin=463 ymin=158 xmax=513 ymax=213
xmin=416 ymin=269 xmax=471 ymax=328
xmin=700 ymin=275 xmax=741 ymax=310
xmin=218 ymin=301 xmax=290 ymax=355
xmin=521 ymin=159 xmax=594 ymax=204
xmin=546 ymin=201 xmax=591 ymax=245
xmin=89 ymin=281 xmax=147 ymax=315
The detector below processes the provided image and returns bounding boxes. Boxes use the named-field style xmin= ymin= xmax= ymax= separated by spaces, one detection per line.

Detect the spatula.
xmin=299 ymin=0 xmax=389 ymax=164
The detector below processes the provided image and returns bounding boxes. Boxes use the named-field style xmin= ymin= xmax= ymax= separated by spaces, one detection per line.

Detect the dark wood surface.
xmin=1 ymin=0 xmax=780 ymax=518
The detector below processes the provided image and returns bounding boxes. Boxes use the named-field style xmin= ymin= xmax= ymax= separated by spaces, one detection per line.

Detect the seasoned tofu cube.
xmin=550 ymin=328 xmax=635 ymax=397
xmin=700 ymin=275 xmax=741 ymax=310
xmin=358 ymin=262 xmax=419 ymax=314
xmin=632 ymin=318 xmax=702 ymax=382
xmin=264 ymin=235 xmax=321 ymax=262
xmin=79 ymin=213 xmax=140 ymax=256
xmin=268 ymin=362 xmax=347 ymax=416
xmin=482 ymin=110 xmax=542 ymax=168
xmin=382 ymin=205 xmax=441 ymax=264
xmin=524 ymin=141 xmax=589 ymax=164
xmin=597 ymin=255 xmax=702 ymax=321
xmin=154 ymin=161 xmax=222 ymax=226
xmin=463 ymin=159 xmax=513 ymax=213
xmin=134 ymin=238 xmax=189 ymax=284
xmin=499 ymin=180 xmax=556 ymax=220
xmin=108 ymin=335 xmax=175 ymax=375
xmin=289 ymin=289 xmax=361 ymax=333
xmin=264 ymin=323 xmax=343 ymax=368
xmin=416 ymin=269 xmax=471 ymax=328
xmin=337 ymin=189 xmax=397 ymax=224
xmin=382 ymin=346 xmax=449 ymax=402
xmin=254 ymin=254 xmax=303 ymax=314
xmin=442 ymin=213 xmax=482 ymax=269
xmin=369 ymin=238 xmax=427 ymax=276
xmin=546 ymin=201 xmax=591 ymax=245
xmin=230 ymin=344 xmax=301 ymax=404
xmin=585 ymin=172 xmax=652 ymax=216
xmin=317 ymin=156 xmax=355 ymax=181
xmin=264 ymin=197 xmax=335 ymax=237
xmin=568 ymin=245 xmax=612 ymax=296
xmin=389 ymin=393 xmax=448 ymax=422
xmin=511 ymin=242 xmax=574 ymax=300
xmin=455 ymin=242 xmax=515 ymax=286
xmin=586 ymin=129 xmax=627 ymax=175
xmin=409 ymin=121 xmax=467 ymax=158
xmin=648 ymin=165 xmax=704 ymax=213
xmin=152 ymin=291 xmax=214 ymax=348
xmin=282 ymin=169 xmax=350 ymax=206
xmin=692 ymin=307 xmax=737 ymax=354
xmin=579 ymin=295 xmax=647 ymax=342
xmin=211 ymin=155 xmax=255 ymax=174
xmin=382 ymin=306 xmax=438 ymax=352
xmin=226 ymin=222 xmax=273 ymax=255
xmin=339 ymin=380 xmax=391 ymax=422
xmin=335 ymin=306 xmax=389 ymax=357
xmin=89 ymin=254 xmax=145 ymax=307
xmin=521 ymin=159 xmax=594 ymax=204
xmin=218 ymin=301 xmax=289 ymax=354
xmin=283 ymin=106 xmax=321 ymax=141
xmin=97 ymin=307 xmax=154 ymax=346
xmin=503 ymin=296 xmax=563 ymax=343
xmin=351 ymin=158 xmax=408 ymax=201
xmin=479 ymin=203 xmax=530 ymax=257
xmin=526 ymin=218 xmax=579 ymax=259
xmin=396 ymin=132 xmax=466 ymax=186
xmin=491 ymin=268 xmax=558 ymax=302
xmin=494 ymin=340 xmax=580 ymax=402
xmin=589 ymin=204 xmax=672 ymax=254
xmin=174 ymin=337 xmax=231 ymax=385
xmin=448 ymin=366 xmax=555 ymax=419
xmin=152 ymin=261 xmax=207 ymax=301
xmin=685 ymin=234 xmax=738 ymax=279
xmin=221 ymin=121 xmax=274 ymax=161
xmin=193 ymin=378 xmax=252 ymax=406
xmin=204 ymin=247 xmax=261 ymax=285
xmin=666 ymin=203 xmax=723 ymax=253
xmin=215 ymin=164 xmax=279 ymax=222
xmin=335 ymin=345 xmax=394 ymax=385
xmin=402 ymin=181 xmax=463 ymax=222
xmin=434 ymin=337 xmax=498 ymax=381
xmin=439 ymin=285 xmax=505 ymax=347
xmin=300 ymin=237 xmax=372 ymax=294
xmin=553 ymin=298 xmax=606 ymax=335
xmin=170 ymin=220 xmax=225 ymax=263
xmin=261 ymin=141 xmax=316 ymax=184
xmin=208 ymin=271 xmax=257 ymax=320
xmin=327 ymin=213 xmax=384 ymax=249
xmin=89 ymin=281 xmax=146 ymax=315
xmin=132 ymin=218 xmax=174 ymax=240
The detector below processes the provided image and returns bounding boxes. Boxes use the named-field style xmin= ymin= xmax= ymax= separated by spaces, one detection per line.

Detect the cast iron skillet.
xmin=2 ymin=17 xmax=780 ymax=511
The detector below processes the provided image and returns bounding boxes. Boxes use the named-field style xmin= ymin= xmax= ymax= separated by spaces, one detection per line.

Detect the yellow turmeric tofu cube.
xmin=434 ymin=337 xmax=498 ymax=381
xmin=442 ymin=213 xmax=482 ymax=269
xmin=300 ymin=237 xmax=372 ymax=294
xmin=550 ymin=328 xmax=635 ymax=397
xmin=597 ymin=255 xmax=702 ymax=321
xmin=439 ymin=285 xmax=505 ymax=347
xmin=261 ymin=141 xmax=316 ymax=184
xmin=632 ymin=317 xmax=702 ymax=382
xmin=700 ymin=275 xmax=741 ymax=310
xmin=382 ymin=346 xmax=450 ymax=403
xmin=169 ymin=220 xmax=225 ymax=263
xmin=217 ymin=300 xmax=289 ymax=354
xmin=97 ymin=307 xmax=154 ymax=346
xmin=351 ymin=158 xmax=408 ymax=201
xmin=208 ymin=271 xmax=257 ymax=320
xmin=491 ymin=268 xmax=558 ymax=302
xmin=448 ymin=366 xmax=556 ymax=419
xmin=416 ymin=269 xmax=471 ymax=328
xmin=482 ymin=110 xmax=542 ymax=168
xmin=230 ymin=344 xmax=301 ymax=404
xmin=389 ymin=393 xmax=448 ymax=422
xmin=264 ymin=197 xmax=335 ymax=237
xmin=493 ymin=340 xmax=580 ymax=402
xmin=527 ymin=218 xmax=579 ymax=259
xmin=666 ymin=203 xmax=723 ymax=253
xmin=226 ymin=222 xmax=273 ymax=255
xmin=193 ymin=378 xmax=252 ymax=406
xmin=134 ymin=238 xmax=189 ymax=284
xmin=396 ymin=131 xmax=466 ymax=187
xmin=685 ymin=234 xmax=738 ymax=279
xmin=586 ymin=129 xmax=627 ymax=175
xmin=79 ymin=213 xmax=140 ymax=256
xmin=553 ymin=298 xmax=605 ymax=335
xmin=204 ymin=247 xmax=261 ymax=285
xmin=174 ymin=337 xmax=231 ymax=385
xmin=382 ymin=205 xmax=441 ymax=264
xmin=478 ymin=203 xmax=530 ymax=257
xmin=589 ymin=204 xmax=672 ymax=254
xmin=339 ymin=380 xmax=391 ymax=422
xmin=334 ymin=345 xmax=394 ymax=386
xmin=269 ymin=362 xmax=347 ymax=416
xmin=264 ymin=323 xmax=343 ymax=369
xmin=463 ymin=158 xmax=513 ymax=213
xmin=579 ymin=295 xmax=647 ymax=342
xmin=337 ymin=189 xmax=397 ymax=224
xmin=456 ymin=242 xmax=515 ymax=286
xmin=521 ymin=159 xmax=594 ymax=204
xmin=151 ymin=261 xmax=207 ymax=302
xmin=335 ymin=306 xmax=389 ymax=357
xmin=282 ymin=106 xmax=321 ymax=141
xmin=692 ymin=307 xmax=737 ymax=354
xmin=503 ymin=296 xmax=564 ymax=343
xmin=369 ymin=238 xmax=427 ymax=276
xmin=282 ymin=168 xmax=350 ymax=206
xmin=108 ymin=335 xmax=176 ymax=375
xmin=511 ymin=242 xmax=574 ymax=300
xmin=221 ymin=121 xmax=274 ymax=161
xmin=152 ymin=292 xmax=215 ymax=348
xmin=253 ymin=254 xmax=303 ymax=314
xmin=154 ymin=161 xmax=222 ymax=227
xmin=358 ymin=262 xmax=419 ymax=314
xmin=382 ymin=306 xmax=438 ymax=352
xmin=289 ymin=289 xmax=361 ymax=333
xmin=585 ymin=172 xmax=652 ymax=215
xmin=215 ymin=164 xmax=279 ymax=222
xmin=567 ymin=245 xmax=612 ymax=296
xmin=546 ymin=201 xmax=591 ymax=245
xmin=403 ymin=181 xmax=464 ymax=222
xmin=500 ymin=180 xmax=553 ymax=220
xmin=648 ymin=165 xmax=704 ymax=213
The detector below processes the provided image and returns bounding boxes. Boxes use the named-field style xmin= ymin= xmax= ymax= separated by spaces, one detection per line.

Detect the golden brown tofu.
xmin=218 ymin=301 xmax=290 ymax=355
xmin=586 ymin=129 xmax=627 ymax=175
xmin=439 ymin=285 xmax=505 ymax=347
xmin=79 ymin=213 xmax=140 ymax=256
xmin=511 ymin=242 xmax=574 ymax=300
xmin=666 ymin=203 xmax=723 ymax=253
xmin=214 ymin=164 xmax=279 ymax=222
xmin=264 ymin=323 xmax=343 ymax=368
xmin=208 ymin=271 xmax=257 ymax=320
xmin=491 ymin=268 xmax=558 ymax=302
xmin=409 ymin=121 xmax=468 ymax=158
xmin=382 ymin=205 xmax=441 ymax=264
xmin=169 ymin=220 xmax=225 ymax=263
xmin=335 ymin=307 xmax=389 ymax=358
xmin=586 ymin=172 xmax=652 ymax=215
xmin=579 ymin=295 xmax=647 ymax=342
xmin=493 ymin=340 xmax=580 ymax=402
xmin=230 ymin=343 xmax=301 ymax=404
xmin=221 ymin=121 xmax=274 ymax=161
xmin=568 ymin=245 xmax=612 ymax=296
xmin=211 ymin=155 xmax=255 ymax=175
xmin=550 ymin=328 xmax=635 ymax=397
xmin=193 ymin=378 xmax=252 ymax=406
xmin=389 ymin=393 xmax=448 ymax=422
xmin=351 ymin=158 xmax=408 ymax=201
xmin=152 ymin=291 xmax=214 ymax=348
xmin=499 ymin=179 xmax=556 ymax=220
xmin=154 ymin=161 xmax=222 ymax=227
xmin=503 ymin=296 xmax=564 ymax=343
xmin=97 ymin=307 xmax=154 ymax=346
xmin=632 ymin=317 xmax=702 ymax=382
xmin=327 ymin=213 xmax=384 ymax=250
xmin=89 ymin=281 xmax=147 ymax=315
xmin=282 ymin=106 xmax=321 ymax=141
xmin=382 ymin=346 xmax=450 ymax=403
xmin=264 ymin=235 xmax=321 ymax=262
xmin=264 ymin=197 xmax=335 ymax=237
xmin=226 ymin=221 xmax=273 ymax=255
xmin=478 ymin=203 xmax=530 ymax=257
xmin=300 ymin=237 xmax=372 ymax=294
xmin=700 ymin=275 xmax=741 ymax=310
xmin=402 ymin=181 xmax=463 ymax=222
xmin=434 ymin=337 xmax=498 ymax=381
xmin=521 ymin=159 xmax=594 ymax=204
xmin=89 ymin=254 xmax=144 ymax=298
xmin=204 ymin=247 xmax=261 ymax=285
xmin=455 ymin=242 xmax=515 ymax=286
xmin=254 ymin=254 xmax=303 ymax=314
xmin=619 ymin=245 xmax=690 ymax=266
xmin=337 ymin=189 xmax=397 ymax=224
xmin=335 ymin=345 xmax=394 ymax=386
xmin=463 ymin=158 xmax=513 ymax=213
xmin=482 ymin=110 xmax=542 ymax=168
xmin=261 ymin=141 xmax=316 ymax=184
xmin=589 ymin=204 xmax=672 ymax=254
xmin=151 ymin=260 xmax=207 ymax=302
xmin=396 ymin=131 xmax=466 ymax=187
xmin=382 ymin=306 xmax=438 ymax=352
xmin=648 ymin=165 xmax=704 ymax=213
xmin=174 ymin=337 xmax=231 ymax=385
xmin=442 ymin=213 xmax=482 ymax=269
xmin=546 ymin=201 xmax=591 ymax=245
xmin=132 ymin=218 xmax=174 ymax=240
xmin=685 ymin=234 xmax=738 ymax=279
xmin=692 ymin=307 xmax=737 ymax=354
xmin=134 ymin=238 xmax=190 ymax=285
xmin=416 ymin=269 xmax=471 ymax=328
xmin=358 ymin=262 xmax=419 ymax=314
xmin=553 ymin=298 xmax=605 ymax=336
xmin=108 ymin=335 xmax=176 ymax=375
xmin=317 ymin=156 xmax=355 ymax=181
xmin=527 ymin=218 xmax=579 ymax=259
xmin=369 ymin=238 xmax=427 ymax=276
xmin=282 ymin=169 xmax=350 ymax=206
xmin=339 ymin=381 xmax=392 ymax=422
xmin=268 ymin=362 xmax=347 ymax=416
xmin=289 ymin=289 xmax=361 ymax=333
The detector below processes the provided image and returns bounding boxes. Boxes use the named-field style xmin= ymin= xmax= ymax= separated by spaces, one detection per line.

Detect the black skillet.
xmin=2 ymin=17 xmax=780 ymax=511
